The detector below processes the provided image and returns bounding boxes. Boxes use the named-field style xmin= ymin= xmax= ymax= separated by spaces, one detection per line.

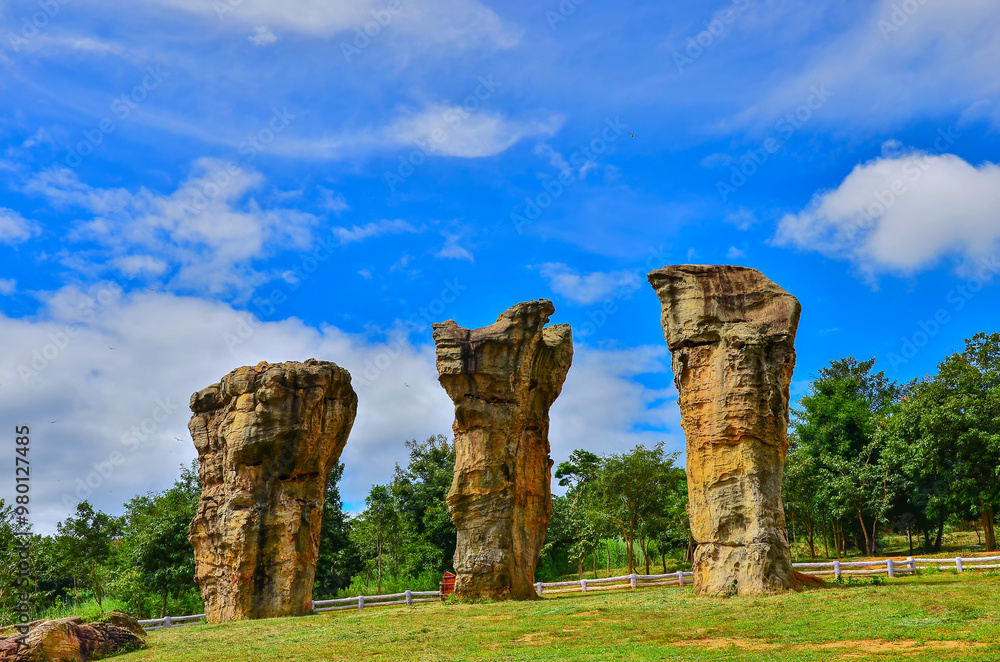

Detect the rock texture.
xmin=433 ymin=300 xmax=573 ymax=600
xmin=188 ymin=359 xmax=357 ymax=622
xmin=0 ymin=612 xmax=146 ymax=661
xmin=648 ymin=265 xmax=800 ymax=596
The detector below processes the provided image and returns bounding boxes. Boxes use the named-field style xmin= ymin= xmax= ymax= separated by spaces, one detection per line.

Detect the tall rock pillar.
xmin=647 ymin=266 xmax=800 ymax=595
xmin=188 ymin=359 xmax=357 ymax=622
xmin=433 ymin=300 xmax=573 ymax=600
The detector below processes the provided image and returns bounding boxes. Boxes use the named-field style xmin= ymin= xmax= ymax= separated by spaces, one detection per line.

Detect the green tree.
xmin=792 ymin=358 xmax=902 ymax=555
xmin=314 ymin=462 xmax=361 ymax=598
xmin=883 ymin=334 xmax=1000 ymax=551
xmin=353 ymin=485 xmax=400 ymax=594
xmin=590 ymin=443 xmax=683 ymax=574
xmin=388 ymin=435 xmax=456 ymax=575
xmin=56 ymin=502 xmax=121 ymax=612
xmin=555 ymin=450 xmax=603 ymax=578
xmin=119 ymin=462 xmax=200 ymax=617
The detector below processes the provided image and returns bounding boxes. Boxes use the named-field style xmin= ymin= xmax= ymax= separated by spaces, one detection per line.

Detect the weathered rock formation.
xmin=188 ymin=359 xmax=357 ymax=622
xmin=0 ymin=612 xmax=146 ymax=661
xmin=648 ymin=265 xmax=800 ymax=596
xmin=433 ymin=300 xmax=573 ymax=600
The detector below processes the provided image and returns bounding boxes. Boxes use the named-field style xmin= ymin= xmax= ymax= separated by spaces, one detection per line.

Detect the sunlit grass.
xmin=122 ymin=572 xmax=1000 ymax=661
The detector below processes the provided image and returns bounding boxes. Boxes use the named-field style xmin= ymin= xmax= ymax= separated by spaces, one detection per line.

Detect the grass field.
xmin=123 ymin=571 xmax=1000 ymax=661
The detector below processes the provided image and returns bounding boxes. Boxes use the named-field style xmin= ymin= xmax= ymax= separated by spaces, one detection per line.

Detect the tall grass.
xmin=335 ymin=569 xmax=441 ymax=598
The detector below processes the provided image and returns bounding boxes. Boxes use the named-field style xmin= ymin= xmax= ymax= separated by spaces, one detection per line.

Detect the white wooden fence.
xmin=138 ymin=613 xmax=205 ymax=631
xmin=792 ymin=555 xmax=1000 ymax=578
xmin=313 ymin=590 xmax=441 ymax=613
xmin=138 ymin=590 xmax=443 ymax=631
xmin=535 ymin=571 xmax=694 ymax=595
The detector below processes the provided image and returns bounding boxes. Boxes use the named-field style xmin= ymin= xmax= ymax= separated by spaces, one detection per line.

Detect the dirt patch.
xmin=515 ymin=632 xmax=551 ymax=644
xmin=810 ymin=639 xmax=985 ymax=653
xmin=793 ymin=571 xmax=826 ymax=588
xmin=670 ymin=637 xmax=780 ymax=651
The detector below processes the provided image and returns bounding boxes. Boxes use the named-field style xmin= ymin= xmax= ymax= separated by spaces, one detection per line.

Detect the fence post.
xmin=833 ymin=560 xmax=841 ymax=579
xmin=886 ymin=559 xmax=894 ymax=578
xmin=676 ymin=571 xmax=684 ymax=587
xmin=163 ymin=616 xmax=171 ymax=629
xmin=358 ymin=595 xmax=364 ymax=611
xmin=580 ymin=579 xmax=587 ymax=592
xmin=630 ymin=574 xmax=637 ymax=589
xmin=906 ymin=557 xmax=915 ymax=574
xmin=956 ymin=557 xmax=964 ymax=573
xmin=536 ymin=582 xmax=543 ymax=596
xmin=405 ymin=590 xmax=412 ymax=607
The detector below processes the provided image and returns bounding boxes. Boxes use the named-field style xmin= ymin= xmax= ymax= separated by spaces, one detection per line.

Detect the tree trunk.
xmin=626 ymin=521 xmax=635 ymax=574
xmin=933 ymin=517 xmax=945 ymax=552
xmin=858 ymin=511 xmax=871 ymax=557
xmin=660 ymin=536 xmax=667 ymax=574
xmin=93 ymin=565 xmax=103 ymax=613
xmin=907 ymin=525 xmax=913 ymax=555
xmin=822 ymin=513 xmax=830 ymax=558
xmin=377 ymin=535 xmax=383 ymax=595
xmin=980 ymin=502 xmax=997 ymax=552
xmin=806 ymin=511 xmax=815 ymax=559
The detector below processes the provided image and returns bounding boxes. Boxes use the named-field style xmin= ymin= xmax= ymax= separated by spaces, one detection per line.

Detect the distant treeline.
xmin=0 ymin=332 xmax=996 ymax=623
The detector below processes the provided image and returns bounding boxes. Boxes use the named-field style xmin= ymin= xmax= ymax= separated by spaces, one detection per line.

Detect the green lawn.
xmin=123 ymin=572 xmax=1000 ymax=661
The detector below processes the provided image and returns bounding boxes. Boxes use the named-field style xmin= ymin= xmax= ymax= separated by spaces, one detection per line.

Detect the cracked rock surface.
xmin=648 ymin=265 xmax=800 ymax=595
xmin=433 ymin=300 xmax=573 ymax=600
xmin=188 ymin=360 xmax=357 ymax=622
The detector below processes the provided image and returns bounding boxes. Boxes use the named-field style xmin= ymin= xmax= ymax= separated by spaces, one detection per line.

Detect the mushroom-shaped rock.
xmin=433 ymin=300 xmax=573 ymax=600
xmin=188 ymin=359 xmax=357 ymax=622
xmin=648 ymin=265 xmax=800 ymax=596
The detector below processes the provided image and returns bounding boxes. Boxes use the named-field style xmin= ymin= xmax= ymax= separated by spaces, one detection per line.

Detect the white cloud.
xmin=383 ymin=104 xmax=563 ymax=158
xmin=700 ymin=152 xmax=733 ymax=168
xmin=537 ymin=263 xmax=642 ymax=306
xmin=433 ymin=233 xmax=473 ymax=262
xmin=333 ymin=219 xmax=417 ymax=245
xmin=533 ymin=142 xmax=597 ymax=179
xmin=774 ymin=149 xmax=1000 ymax=277
xmin=248 ymin=26 xmax=278 ymax=46
xmin=0 ymin=207 xmax=39 ymax=245
xmin=6 ymin=34 xmax=124 ymax=57
xmin=318 ymin=187 xmax=349 ymax=214
xmin=0 ymin=279 xmax=16 ymax=295
xmin=136 ymin=0 xmax=517 ymax=50
xmin=549 ymin=345 xmax=683 ymax=472
xmin=727 ymin=246 xmax=745 ymax=260
xmin=736 ymin=0 xmax=1000 ymax=129
xmin=272 ymin=104 xmax=561 ymax=161
xmin=24 ymin=159 xmax=317 ymax=296
xmin=724 ymin=207 xmax=757 ymax=230
xmin=0 ymin=287 xmax=680 ymax=532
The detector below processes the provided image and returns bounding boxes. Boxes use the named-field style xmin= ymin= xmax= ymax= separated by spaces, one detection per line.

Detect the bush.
xmin=337 ymin=570 xmax=442 ymax=598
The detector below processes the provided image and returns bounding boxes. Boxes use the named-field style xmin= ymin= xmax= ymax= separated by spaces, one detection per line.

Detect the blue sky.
xmin=2 ymin=0 xmax=999 ymax=532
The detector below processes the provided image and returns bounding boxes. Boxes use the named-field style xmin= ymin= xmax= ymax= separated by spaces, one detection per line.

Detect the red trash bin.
xmin=439 ymin=572 xmax=456 ymax=599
